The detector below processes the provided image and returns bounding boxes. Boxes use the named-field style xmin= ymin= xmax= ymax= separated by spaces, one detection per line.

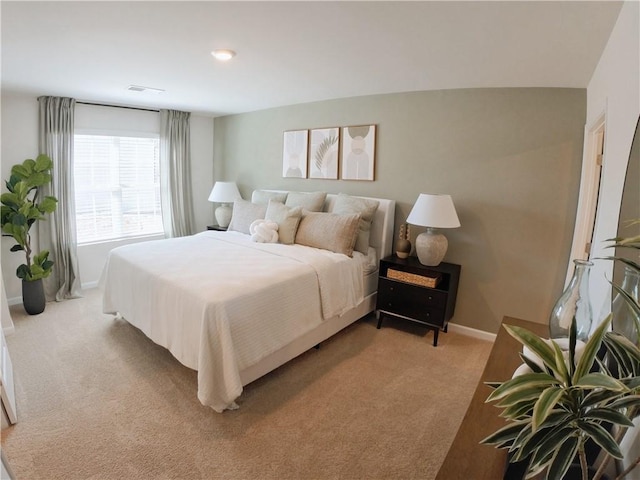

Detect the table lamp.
xmin=406 ymin=193 xmax=460 ymax=266
xmin=208 ymin=181 xmax=241 ymax=228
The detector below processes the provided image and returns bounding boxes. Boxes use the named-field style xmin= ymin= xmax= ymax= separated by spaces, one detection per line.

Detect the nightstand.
xmin=207 ymin=225 xmax=228 ymax=231
xmin=375 ymin=255 xmax=461 ymax=346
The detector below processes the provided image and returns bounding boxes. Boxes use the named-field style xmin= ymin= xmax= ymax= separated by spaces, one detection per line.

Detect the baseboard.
xmin=6 ymin=296 xmax=21 ymax=307
xmin=448 ymin=322 xmax=496 ymax=342
xmin=82 ymin=281 xmax=99 ymax=290
xmin=2 ymin=326 xmax=15 ymax=336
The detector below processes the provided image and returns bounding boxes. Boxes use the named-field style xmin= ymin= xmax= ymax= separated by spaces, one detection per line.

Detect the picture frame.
xmin=282 ymin=129 xmax=308 ymax=178
xmin=340 ymin=124 xmax=376 ymax=181
xmin=308 ymin=127 xmax=340 ymax=180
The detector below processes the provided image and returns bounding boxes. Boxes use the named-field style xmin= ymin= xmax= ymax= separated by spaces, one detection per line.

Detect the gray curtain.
xmin=37 ymin=96 xmax=82 ymax=301
xmin=159 ymin=109 xmax=194 ymax=237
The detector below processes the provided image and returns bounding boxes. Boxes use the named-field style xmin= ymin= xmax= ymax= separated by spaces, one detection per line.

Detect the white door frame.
xmin=565 ymin=111 xmax=606 ymax=285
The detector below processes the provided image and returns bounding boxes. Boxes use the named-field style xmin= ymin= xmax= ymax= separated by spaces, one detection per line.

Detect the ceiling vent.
xmin=127 ymin=85 xmax=164 ymax=94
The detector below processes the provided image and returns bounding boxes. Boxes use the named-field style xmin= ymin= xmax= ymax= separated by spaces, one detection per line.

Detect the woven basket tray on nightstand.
xmin=387 ymin=269 xmax=442 ymax=288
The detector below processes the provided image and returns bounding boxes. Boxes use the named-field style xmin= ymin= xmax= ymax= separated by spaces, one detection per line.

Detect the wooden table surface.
xmin=436 ymin=316 xmax=548 ymax=480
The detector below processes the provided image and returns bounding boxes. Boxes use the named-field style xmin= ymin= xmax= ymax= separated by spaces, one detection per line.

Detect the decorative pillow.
xmin=251 ymin=190 xmax=288 ymax=205
xmin=265 ymin=200 xmax=302 ymax=245
xmin=295 ymin=212 xmax=360 ymax=257
xmin=331 ymin=193 xmax=379 ymax=254
xmin=227 ymin=199 xmax=267 ymax=234
xmin=285 ymin=191 xmax=327 ymax=212
xmin=249 ymin=219 xmax=279 ymax=243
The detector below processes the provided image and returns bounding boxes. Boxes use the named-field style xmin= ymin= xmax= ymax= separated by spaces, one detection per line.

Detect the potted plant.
xmin=1 ymin=154 xmax=58 ymax=314
xmin=481 ymin=230 xmax=640 ymax=480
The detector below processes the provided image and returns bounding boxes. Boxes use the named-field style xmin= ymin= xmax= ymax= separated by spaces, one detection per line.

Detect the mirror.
xmin=614 ymin=115 xmax=640 ymax=285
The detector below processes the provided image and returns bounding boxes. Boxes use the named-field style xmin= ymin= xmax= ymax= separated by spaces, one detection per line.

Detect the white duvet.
xmin=101 ymin=230 xmax=364 ymax=412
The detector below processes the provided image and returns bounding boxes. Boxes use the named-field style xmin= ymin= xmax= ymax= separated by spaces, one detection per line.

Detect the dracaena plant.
xmin=481 ymin=225 xmax=640 ymax=480
xmin=1 ymin=155 xmax=58 ymax=281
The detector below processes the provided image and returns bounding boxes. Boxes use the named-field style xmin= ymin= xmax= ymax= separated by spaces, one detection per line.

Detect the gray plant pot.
xmin=22 ymin=279 xmax=45 ymax=315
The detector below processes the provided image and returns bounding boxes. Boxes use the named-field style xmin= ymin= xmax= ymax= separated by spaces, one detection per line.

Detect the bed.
xmin=101 ymin=191 xmax=395 ymax=412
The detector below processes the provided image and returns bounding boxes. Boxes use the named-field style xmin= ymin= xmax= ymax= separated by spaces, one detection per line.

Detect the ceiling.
xmin=1 ymin=1 xmax=623 ymax=117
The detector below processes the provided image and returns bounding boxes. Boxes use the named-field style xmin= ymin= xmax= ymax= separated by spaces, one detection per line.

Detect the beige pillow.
xmin=265 ymin=200 xmax=302 ymax=245
xmin=251 ymin=190 xmax=288 ymax=205
xmin=227 ymin=199 xmax=267 ymax=234
xmin=285 ymin=191 xmax=327 ymax=212
xmin=331 ymin=194 xmax=379 ymax=254
xmin=295 ymin=212 xmax=360 ymax=257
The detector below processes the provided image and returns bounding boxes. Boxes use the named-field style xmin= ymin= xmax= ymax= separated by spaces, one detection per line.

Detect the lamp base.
xmin=215 ymin=204 xmax=232 ymax=228
xmin=415 ymin=228 xmax=448 ymax=266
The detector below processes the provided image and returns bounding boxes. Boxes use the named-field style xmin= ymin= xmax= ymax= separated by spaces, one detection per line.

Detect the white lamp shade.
xmin=208 ymin=181 xmax=241 ymax=203
xmin=406 ymin=194 xmax=460 ymax=228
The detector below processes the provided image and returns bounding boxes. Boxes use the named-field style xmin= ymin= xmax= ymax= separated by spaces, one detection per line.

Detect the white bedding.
xmin=101 ymin=230 xmax=364 ymax=412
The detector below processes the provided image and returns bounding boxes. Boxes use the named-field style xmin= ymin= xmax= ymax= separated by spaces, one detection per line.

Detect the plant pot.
xmin=22 ymin=279 xmax=46 ymax=315
xmin=563 ymin=464 xmax=611 ymax=480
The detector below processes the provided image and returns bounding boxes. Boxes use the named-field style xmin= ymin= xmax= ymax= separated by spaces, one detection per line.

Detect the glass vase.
xmin=611 ymin=264 xmax=640 ymax=346
xmin=549 ymin=259 xmax=593 ymax=342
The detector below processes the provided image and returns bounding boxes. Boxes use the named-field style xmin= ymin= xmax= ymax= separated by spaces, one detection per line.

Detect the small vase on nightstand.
xmin=396 ymin=224 xmax=411 ymax=259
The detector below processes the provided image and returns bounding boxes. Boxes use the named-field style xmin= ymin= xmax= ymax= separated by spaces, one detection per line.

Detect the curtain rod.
xmin=76 ymin=101 xmax=159 ymax=113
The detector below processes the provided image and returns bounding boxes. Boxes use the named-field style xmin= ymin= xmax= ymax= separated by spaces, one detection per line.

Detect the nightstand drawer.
xmin=377 ymin=277 xmax=447 ymax=309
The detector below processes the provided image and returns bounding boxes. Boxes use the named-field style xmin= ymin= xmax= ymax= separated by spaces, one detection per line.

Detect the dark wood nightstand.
xmin=375 ymin=255 xmax=461 ymax=346
xmin=207 ymin=225 xmax=228 ymax=231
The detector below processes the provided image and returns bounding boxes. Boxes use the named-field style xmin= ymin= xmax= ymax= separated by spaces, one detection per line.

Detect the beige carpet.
xmin=1 ymin=288 xmax=492 ymax=480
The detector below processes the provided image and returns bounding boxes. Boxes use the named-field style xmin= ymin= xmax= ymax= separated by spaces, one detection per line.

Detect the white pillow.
xmin=331 ymin=194 xmax=379 ymax=254
xmin=227 ymin=199 xmax=267 ymax=234
xmin=265 ymin=200 xmax=302 ymax=245
xmin=295 ymin=212 xmax=360 ymax=257
xmin=251 ymin=190 xmax=288 ymax=205
xmin=285 ymin=191 xmax=327 ymax=212
xmin=249 ymin=219 xmax=279 ymax=243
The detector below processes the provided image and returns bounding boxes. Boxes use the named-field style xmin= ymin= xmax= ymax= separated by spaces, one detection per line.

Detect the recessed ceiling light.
xmin=127 ymin=85 xmax=165 ymax=94
xmin=211 ymin=49 xmax=236 ymax=61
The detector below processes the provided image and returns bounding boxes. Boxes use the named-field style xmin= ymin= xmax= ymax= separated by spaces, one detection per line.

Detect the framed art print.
xmin=308 ymin=127 xmax=340 ymax=179
xmin=282 ymin=129 xmax=308 ymax=178
xmin=340 ymin=124 xmax=376 ymax=181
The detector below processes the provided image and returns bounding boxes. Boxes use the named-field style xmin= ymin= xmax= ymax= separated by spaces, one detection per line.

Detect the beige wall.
xmin=214 ymin=88 xmax=586 ymax=334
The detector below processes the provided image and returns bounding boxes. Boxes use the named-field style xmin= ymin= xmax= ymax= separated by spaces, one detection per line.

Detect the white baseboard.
xmin=448 ymin=322 xmax=497 ymax=342
xmin=6 ymin=296 xmax=21 ymax=307
xmin=82 ymin=281 xmax=99 ymax=290
xmin=2 ymin=326 xmax=15 ymax=336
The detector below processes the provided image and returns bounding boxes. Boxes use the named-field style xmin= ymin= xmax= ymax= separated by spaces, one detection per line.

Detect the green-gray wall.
xmin=214 ymin=88 xmax=586 ymax=334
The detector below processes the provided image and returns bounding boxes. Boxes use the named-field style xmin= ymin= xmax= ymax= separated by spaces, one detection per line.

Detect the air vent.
xmin=127 ymin=85 xmax=164 ymax=94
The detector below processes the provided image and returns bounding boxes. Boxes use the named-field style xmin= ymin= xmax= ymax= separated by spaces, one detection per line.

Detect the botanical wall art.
xmin=340 ymin=124 xmax=376 ymax=181
xmin=282 ymin=129 xmax=308 ymax=178
xmin=309 ymin=127 xmax=340 ymax=179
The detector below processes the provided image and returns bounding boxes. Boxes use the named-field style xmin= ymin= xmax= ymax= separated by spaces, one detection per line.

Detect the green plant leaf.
xmin=39 ymin=196 xmax=58 ymax=213
xmin=573 ymin=315 xmax=612 ymax=383
xmin=495 ymin=385 xmax=547 ymax=408
xmin=527 ymin=426 xmax=574 ymax=468
xmin=34 ymin=154 xmax=53 ymax=172
xmin=520 ymin=353 xmax=545 ymax=373
xmin=546 ymin=434 xmax=579 ymax=480
xmin=550 ymin=341 xmax=570 ymax=384
xmin=503 ymin=324 xmax=558 ymax=375
xmin=608 ymin=394 xmax=640 ymax=410
xmin=499 ymin=398 xmax=537 ymax=419
xmin=480 ymin=420 xmax=528 ymax=446
xmin=486 ymin=373 xmax=558 ymax=403
xmin=583 ymin=407 xmax=634 ymax=427
xmin=532 ymin=387 xmax=565 ymax=431
xmin=574 ymin=372 xmax=628 ymax=391
xmin=577 ymin=421 xmax=623 ymax=459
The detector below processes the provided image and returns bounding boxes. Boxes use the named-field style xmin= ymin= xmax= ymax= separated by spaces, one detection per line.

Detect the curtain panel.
xmin=37 ymin=96 xmax=82 ymax=301
xmin=159 ymin=109 xmax=195 ymax=237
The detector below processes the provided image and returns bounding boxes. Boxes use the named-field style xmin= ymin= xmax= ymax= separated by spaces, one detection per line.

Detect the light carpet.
xmin=1 ymin=288 xmax=492 ymax=480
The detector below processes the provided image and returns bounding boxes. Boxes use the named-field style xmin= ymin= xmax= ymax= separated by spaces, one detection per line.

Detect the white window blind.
xmin=74 ymin=134 xmax=163 ymax=244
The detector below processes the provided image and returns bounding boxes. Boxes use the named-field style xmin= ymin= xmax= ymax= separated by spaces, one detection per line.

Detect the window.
xmin=74 ymin=134 xmax=163 ymax=244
